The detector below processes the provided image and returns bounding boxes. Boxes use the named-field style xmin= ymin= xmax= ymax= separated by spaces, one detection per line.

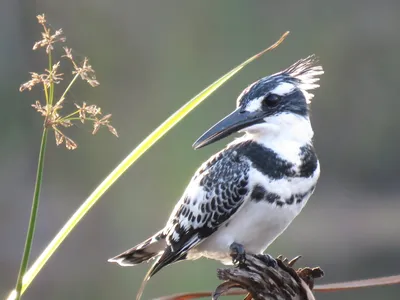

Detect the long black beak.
xmin=192 ymin=108 xmax=263 ymax=149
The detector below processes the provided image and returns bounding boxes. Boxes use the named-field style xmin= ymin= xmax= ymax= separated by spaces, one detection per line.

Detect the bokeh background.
xmin=1 ymin=1 xmax=400 ymax=299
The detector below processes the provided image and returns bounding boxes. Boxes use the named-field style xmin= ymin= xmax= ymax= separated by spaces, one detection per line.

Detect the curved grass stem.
xmin=14 ymin=128 xmax=48 ymax=300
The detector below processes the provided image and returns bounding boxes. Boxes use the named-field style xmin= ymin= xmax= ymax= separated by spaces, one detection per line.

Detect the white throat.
xmin=234 ymin=113 xmax=314 ymax=162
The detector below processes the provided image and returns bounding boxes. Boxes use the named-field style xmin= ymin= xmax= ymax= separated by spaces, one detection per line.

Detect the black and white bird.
xmin=108 ymin=55 xmax=323 ymax=299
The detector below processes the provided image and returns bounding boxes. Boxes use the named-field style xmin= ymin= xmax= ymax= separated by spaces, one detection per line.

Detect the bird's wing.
xmin=148 ymin=147 xmax=251 ymax=277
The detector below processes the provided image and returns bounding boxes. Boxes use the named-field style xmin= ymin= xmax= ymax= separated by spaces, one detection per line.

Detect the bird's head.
xmin=193 ymin=55 xmax=324 ymax=149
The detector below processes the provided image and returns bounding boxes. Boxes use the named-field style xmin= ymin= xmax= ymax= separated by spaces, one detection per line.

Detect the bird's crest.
xmin=282 ymin=55 xmax=324 ymax=102
xmin=237 ymin=55 xmax=324 ymax=107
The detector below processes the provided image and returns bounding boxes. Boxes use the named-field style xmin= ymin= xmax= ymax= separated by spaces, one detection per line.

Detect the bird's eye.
xmin=262 ymin=94 xmax=281 ymax=108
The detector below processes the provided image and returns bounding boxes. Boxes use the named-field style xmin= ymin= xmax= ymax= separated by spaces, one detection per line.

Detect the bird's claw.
xmin=229 ymin=242 xmax=246 ymax=266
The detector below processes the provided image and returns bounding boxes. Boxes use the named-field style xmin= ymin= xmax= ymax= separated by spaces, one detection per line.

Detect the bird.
xmin=108 ymin=55 xmax=323 ymax=300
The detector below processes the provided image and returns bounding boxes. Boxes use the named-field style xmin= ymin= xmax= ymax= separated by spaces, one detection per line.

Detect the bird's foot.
xmin=229 ymin=242 xmax=246 ymax=266
xmin=255 ymin=253 xmax=277 ymax=268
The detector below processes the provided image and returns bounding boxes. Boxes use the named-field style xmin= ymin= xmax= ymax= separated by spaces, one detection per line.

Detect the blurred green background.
xmin=1 ymin=1 xmax=400 ymax=299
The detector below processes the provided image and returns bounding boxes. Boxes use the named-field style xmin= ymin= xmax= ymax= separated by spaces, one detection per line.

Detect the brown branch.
xmin=314 ymin=274 xmax=400 ymax=292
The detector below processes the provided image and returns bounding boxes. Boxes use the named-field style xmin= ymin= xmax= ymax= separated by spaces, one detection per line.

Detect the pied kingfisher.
xmin=109 ymin=55 xmax=323 ymax=299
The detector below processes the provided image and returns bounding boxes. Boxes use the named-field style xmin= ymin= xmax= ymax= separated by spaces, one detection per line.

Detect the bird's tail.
xmin=108 ymin=230 xmax=166 ymax=266
xmin=136 ymin=246 xmax=187 ymax=300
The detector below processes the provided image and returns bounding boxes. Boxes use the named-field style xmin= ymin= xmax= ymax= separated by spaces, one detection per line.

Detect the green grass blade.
xmin=6 ymin=31 xmax=289 ymax=300
xmin=14 ymin=129 xmax=48 ymax=300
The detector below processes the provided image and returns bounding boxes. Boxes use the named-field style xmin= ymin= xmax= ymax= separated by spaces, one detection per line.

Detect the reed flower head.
xmin=20 ymin=14 xmax=117 ymax=150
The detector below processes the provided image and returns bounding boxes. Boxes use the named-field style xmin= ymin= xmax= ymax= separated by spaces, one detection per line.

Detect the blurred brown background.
xmin=1 ymin=1 xmax=400 ymax=299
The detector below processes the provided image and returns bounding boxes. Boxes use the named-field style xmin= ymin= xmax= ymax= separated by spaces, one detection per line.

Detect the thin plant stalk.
xmin=14 ymin=128 xmax=48 ymax=300
xmin=49 ymin=50 xmax=54 ymax=104
xmin=7 ymin=31 xmax=288 ymax=300
xmin=14 ymin=46 xmax=54 ymax=300
xmin=59 ymin=73 xmax=80 ymax=104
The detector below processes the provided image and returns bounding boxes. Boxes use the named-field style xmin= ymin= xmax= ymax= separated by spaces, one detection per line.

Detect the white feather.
xmin=244 ymin=96 xmax=263 ymax=112
xmin=107 ymin=257 xmax=135 ymax=266
xmin=270 ymin=82 xmax=296 ymax=96
xmin=284 ymin=56 xmax=324 ymax=103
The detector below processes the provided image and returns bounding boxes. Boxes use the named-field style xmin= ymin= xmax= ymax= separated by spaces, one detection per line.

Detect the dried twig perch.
xmin=155 ymin=255 xmax=323 ymax=300
xmin=213 ymin=254 xmax=323 ymax=300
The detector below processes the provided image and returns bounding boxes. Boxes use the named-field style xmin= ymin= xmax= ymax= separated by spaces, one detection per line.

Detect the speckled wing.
xmin=147 ymin=146 xmax=250 ymax=277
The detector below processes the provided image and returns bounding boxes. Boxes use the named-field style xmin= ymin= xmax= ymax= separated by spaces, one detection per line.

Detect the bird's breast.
xmin=190 ymin=191 xmax=313 ymax=264
xmin=189 ymin=158 xmax=320 ymax=264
